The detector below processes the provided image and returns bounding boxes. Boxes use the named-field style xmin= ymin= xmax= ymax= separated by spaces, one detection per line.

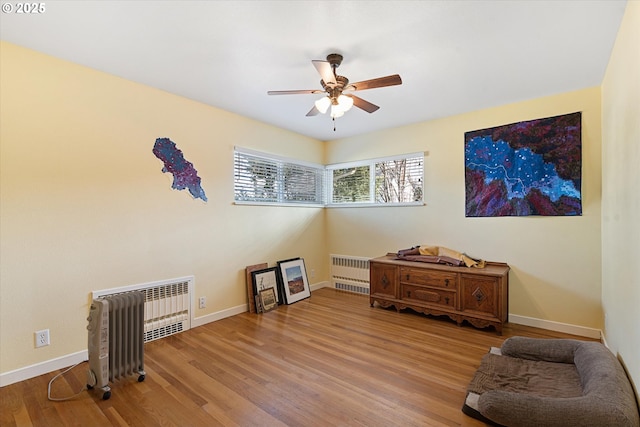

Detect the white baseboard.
xmin=0 ymin=350 xmax=88 ymax=388
xmin=600 ymin=332 xmax=609 ymax=348
xmin=192 ymin=281 xmax=330 ymax=328
xmin=310 ymin=280 xmax=330 ymax=292
xmin=192 ymin=303 xmax=247 ymax=328
xmin=509 ymin=314 xmax=602 ymax=339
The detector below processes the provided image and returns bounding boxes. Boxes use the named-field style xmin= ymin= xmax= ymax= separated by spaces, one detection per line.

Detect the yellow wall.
xmin=601 ymin=0 xmax=640 ymax=395
xmin=326 ymin=87 xmax=603 ymax=330
xmin=0 ymin=42 xmax=327 ymax=373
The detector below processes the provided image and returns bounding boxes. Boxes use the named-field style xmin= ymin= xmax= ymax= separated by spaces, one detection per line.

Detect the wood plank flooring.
xmin=1 ymin=288 xmax=598 ymax=427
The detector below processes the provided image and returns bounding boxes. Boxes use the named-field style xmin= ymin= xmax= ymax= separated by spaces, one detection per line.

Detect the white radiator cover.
xmin=330 ymin=254 xmax=370 ymax=295
xmin=93 ymin=276 xmax=193 ymax=342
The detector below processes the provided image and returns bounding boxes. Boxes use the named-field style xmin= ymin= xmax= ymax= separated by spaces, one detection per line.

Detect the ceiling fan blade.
xmin=267 ymin=89 xmax=323 ymax=95
xmin=306 ymin=105 xmax=320 ymax=117
xmin=312 ymin=60 xmax=337 ymax=86
xmin=349 ymin=95 xmax=380 ymax=113
xmin=349 ymin=74 xmax=402 ymax=91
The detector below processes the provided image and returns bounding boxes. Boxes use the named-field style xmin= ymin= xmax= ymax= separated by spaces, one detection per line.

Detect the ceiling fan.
xmin=267 ymin=53 xmax=402 ymax=126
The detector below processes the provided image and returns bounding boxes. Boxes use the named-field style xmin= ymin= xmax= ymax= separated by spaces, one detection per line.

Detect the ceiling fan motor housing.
xmin=326 ymin=53 xmax=343 ymax=68
xmin=321 ymin=75 xmax=349 ymax=89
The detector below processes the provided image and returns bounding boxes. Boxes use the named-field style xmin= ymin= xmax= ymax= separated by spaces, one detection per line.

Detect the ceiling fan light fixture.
xmin=337 ymin=95 xmax=354 ymax=112
xmin=330 ymin=104 xmax=344 ymax=118
xmin=314 ymin=96 xmax=331 ymax=114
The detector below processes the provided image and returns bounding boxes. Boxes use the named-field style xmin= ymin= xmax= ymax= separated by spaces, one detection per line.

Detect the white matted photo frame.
xmin=251 ymin=267 xmax=284 ymax=310
xmin=277 ymin=258 xmax=311 ymax=304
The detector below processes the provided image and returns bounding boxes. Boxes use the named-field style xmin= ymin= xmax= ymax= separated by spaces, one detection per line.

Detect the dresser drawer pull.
xmin=406 ymin=274 xmax=410 ymax=281
xmin=412 ymin=289 xmax=441 ymax=303
xmin=445 ymin=279 xmax=450 ymax=287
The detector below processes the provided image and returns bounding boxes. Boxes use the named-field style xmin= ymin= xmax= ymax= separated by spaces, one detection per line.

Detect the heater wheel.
xmin=138 ymin=374 xmax=145 ymax=382
xmin=102 ymin=390 xmax=111 ymax=400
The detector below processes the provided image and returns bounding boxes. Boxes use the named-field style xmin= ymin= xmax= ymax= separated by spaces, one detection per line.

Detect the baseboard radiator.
xmin=93 ymin=276 xmax=193 ymax=343
xmin=330 ymin=254 xmax=370 ymax=295
xmin=88 ymin=276 xmax=193 ymax=399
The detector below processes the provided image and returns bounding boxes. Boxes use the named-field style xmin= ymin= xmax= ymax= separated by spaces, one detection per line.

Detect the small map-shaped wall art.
xmin=465 ymin=112 xmax=581 ymax=217
xmin=153 ymin=137 xmax=207 ymax=202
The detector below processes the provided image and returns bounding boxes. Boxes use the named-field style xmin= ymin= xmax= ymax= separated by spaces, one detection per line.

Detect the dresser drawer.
xmin=399 ymin=267 xmax=458 ymax=290
xmin=401 ymin=284 xmax=456 ymax=309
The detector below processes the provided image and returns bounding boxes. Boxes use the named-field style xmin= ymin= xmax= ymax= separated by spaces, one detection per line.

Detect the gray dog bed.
xmin=463 ymin=337 xmax=640 ymax=427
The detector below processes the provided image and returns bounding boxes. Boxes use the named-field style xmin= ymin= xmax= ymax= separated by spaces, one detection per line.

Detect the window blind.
xmin=234 ymin=148 xmax=325 ymax=206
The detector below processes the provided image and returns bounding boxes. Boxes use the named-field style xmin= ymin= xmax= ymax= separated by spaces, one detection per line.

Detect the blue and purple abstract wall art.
xmin=153 ymin=137 xmax=207 ymax=202
xmin=465 ymin=112 xmax=581 ymax=217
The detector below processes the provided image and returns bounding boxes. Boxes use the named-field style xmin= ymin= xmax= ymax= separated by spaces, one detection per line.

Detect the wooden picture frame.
xmin=278 ymin=258 xmax=311 ymax=304
xmin=246 ymin=263 xmax=268 ymax=314
xmin=251 ymin=267 xmax=284 ymax=309
xmin=259 ymin=288 xmax=278 ymax=312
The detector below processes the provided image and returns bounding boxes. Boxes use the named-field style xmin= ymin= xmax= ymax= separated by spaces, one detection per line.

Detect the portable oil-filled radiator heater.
xmin=87 ymin=291 xmax=146 ymax=400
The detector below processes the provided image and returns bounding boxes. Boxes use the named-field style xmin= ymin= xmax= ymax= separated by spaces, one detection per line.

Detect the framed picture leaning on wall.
xmin=251 ymin=267 xmax=283 ymax=312
xmin=277 ymin=258 xmax=311 ymax=304
xmin=246 ymin=263 xmax=268 ymax=314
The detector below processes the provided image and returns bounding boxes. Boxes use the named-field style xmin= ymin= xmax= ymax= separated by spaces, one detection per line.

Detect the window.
xmin=331 ymin=165 xmax=370 ymax=203
xmin=234 ymin=147 xmax=325 ymax=206
xmin=234 ymin=147 xmax=424 ymax=207
xmin=327 ymin=153 xmax=424 ymax=206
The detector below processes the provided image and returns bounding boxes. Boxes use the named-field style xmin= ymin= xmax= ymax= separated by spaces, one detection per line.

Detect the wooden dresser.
xmin=369 ymin=254 xmax=509 ymax=334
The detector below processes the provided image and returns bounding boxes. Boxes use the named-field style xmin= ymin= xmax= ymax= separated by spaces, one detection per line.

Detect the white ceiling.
xmin=0 ymin=1 xmax=627 ymax=141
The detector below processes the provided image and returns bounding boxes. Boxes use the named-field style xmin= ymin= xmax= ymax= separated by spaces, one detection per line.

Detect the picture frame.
xmin=259 ymin=287 xmax=278 ymax=312
xmin=254 ymin=294 xmax=263 ymax=313
xmin=251 ymin=267 xmax=284 ymax=310
xmin=277 ymin=258 xmax=311 ymax=304
xmin=246 ymin=263 xmax=268 ymax=314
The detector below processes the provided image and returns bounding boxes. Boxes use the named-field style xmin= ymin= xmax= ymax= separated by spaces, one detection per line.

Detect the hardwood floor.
xmin=1 ymin=288 xmax=598 ymax=427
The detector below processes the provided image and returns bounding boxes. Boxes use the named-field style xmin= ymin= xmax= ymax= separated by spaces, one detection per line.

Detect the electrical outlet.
xmin=35 ymin=329 xmax=50 ymax=348
xmin=311 ymin=269 xmax=316 ymax=278
xmin=198 ymin=296 xmax=206 ymax=309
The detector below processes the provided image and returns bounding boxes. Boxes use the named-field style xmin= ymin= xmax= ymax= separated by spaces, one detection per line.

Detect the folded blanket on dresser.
xmin=396 ymin=245 xmax=485 ymax=268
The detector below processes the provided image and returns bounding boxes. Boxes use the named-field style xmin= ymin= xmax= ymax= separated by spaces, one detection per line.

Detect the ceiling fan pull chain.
xmin=333 ymin=117 xmax=336 ymax=131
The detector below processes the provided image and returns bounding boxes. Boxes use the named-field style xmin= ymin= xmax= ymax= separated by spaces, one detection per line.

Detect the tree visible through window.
xmin=328 ymin=154 xmax=424 ymax=206
xmin=376 ymin=158 xmax=423 ymax=203
xmin=332 ymin=166 xmax=370 ymax=203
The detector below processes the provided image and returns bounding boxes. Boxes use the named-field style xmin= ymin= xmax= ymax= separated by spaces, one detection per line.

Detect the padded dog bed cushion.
xmin=463 ymin=349 xmax=583 ymax=426
xmin=467 ymin=352 xmax=583 ymax=398
xmin=462 ymin=338 xmax=640 ymax=427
